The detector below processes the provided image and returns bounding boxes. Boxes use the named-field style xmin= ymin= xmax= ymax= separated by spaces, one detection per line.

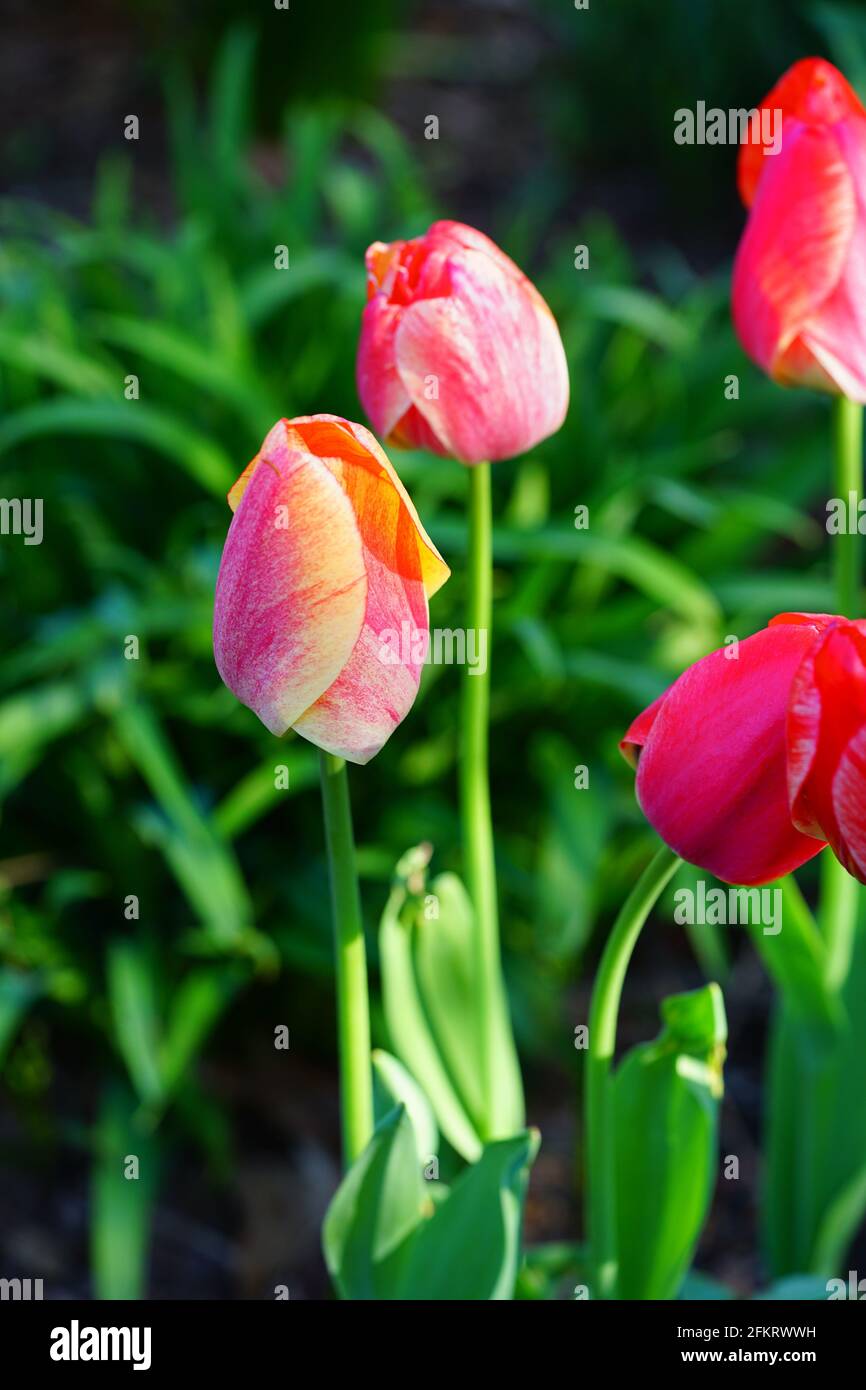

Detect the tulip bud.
xmin=621 ymin=614 xmax=834 ymax=885
xmin=213 ymin=416 xmax=449 ymax=765
xmin=357 ymin=220 xmax=569 ymax=464
xmin=732 ymin=58 xmax=866 ymax=400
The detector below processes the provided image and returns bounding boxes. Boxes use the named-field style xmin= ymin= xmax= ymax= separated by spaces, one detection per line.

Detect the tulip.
xmin=788 ymin=616 xmax=866 ymax=883
xmin=621 ymin=613 xmax=834 ymax=885
xmin=357 ymin=219 xmax=569 ymax=464
xmin=213 ymin=414 xmax=449 ymax=766
xmin=732 ymin=57 xmax=866 ymax=400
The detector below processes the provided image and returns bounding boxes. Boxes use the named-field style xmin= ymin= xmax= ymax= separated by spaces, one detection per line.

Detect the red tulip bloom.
xmin=788 ymin=617 xmax=866 ymax=881
xmin=732 ymin=58 xmax=866 ymax=400
xmin=357 ymin=220 xmax=569 ymax=464
xmin=621 ymin=614 xmax=835 ymax=885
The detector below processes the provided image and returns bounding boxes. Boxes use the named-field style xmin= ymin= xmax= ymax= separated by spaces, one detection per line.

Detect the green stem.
xmin=831 ymin=395 xmax=862 ymax=618
xmin=319 ymin=750 xmax=373 ymax=1168
xmin=822 ymin=396 xmax=864 ymax=988
xmin=459 ymin=462 xmax=511 ymax=1138
xmin=585 ymin=842 xmax=681 ymax=1299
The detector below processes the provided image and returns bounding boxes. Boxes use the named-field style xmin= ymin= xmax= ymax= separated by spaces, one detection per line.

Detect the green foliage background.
xmin=4 ymin=0 xmax=866 ymax=1298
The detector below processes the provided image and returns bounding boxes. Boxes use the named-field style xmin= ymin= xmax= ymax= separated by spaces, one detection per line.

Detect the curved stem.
xmin=319 ymin=750 xmax=373 ymax=1168
xmin=459 ymin=462 xmax=514 ymax=1137
xmin=585 ymin=842 xmax=680 ymax=1299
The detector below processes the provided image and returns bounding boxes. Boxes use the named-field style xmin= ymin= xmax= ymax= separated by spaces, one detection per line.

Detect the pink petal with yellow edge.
xmin=214 ymin=433 xmax=367 ymax=736
xmin=732 ymin=122 xmax=855 ymax=384
xmin=394 ymin=249 xmax=569 ymax=463
xmin=283 ymin=415 xmax=450 ymax=599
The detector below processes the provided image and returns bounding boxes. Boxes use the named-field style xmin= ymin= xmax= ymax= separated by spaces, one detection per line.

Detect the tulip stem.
xmin=460 ymin=462 xmax=517 ymax=1138
xmin=821 ymin=397 xmax=864 ymax=989
xmin=832 ymin=395 xmax=862 ymax=619
xmin=319 ymin=750 xmax=373 ymax=1169
xmin=585 ymin=841 xmax=681 ymax=1299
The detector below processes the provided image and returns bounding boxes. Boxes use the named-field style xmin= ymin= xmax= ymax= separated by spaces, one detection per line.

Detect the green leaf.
xmin=755 ymin=1276 xmax=831 ymax=1301
xmin=372 ymin=1050 xmax=438 ymax=1167
xmin=614 ymin=983 xmax=726 ymax=1300
xmin=0 ymin=969 xmax=42 ymax=1065
xmin=412 ymin=871 xmax=488 ymax=1129
xmin=92 ymin=313 xmax=275 ymax=436
xmin=0 ymin=397 xmax=234 ymax=494
xmin=158 ymin=967 xmax=242 ymax=1100
xmin=107 ymin=940 xmax=164 ymax=1106
xmin=749 ymin=876 xmax=841 ymax=1032
xmin=322 ymin=1105 xmax=427 ymax=1301
xmin=379 ymin=848 xmax=524 ymax=1154
xmin=379 ymin=856 xmax=483 ymax=1162
xmin=90 ymin=1081 xmax=159 ymax=1299
xmin=398 ymin=1130 xmax=540 ymax=1301
xmin=678 ymin=1270 xmax=734 ymax=1300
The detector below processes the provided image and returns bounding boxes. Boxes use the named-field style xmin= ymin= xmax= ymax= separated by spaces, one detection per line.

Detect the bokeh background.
xmin=3 ymin=0 xmax=866 ymax=1299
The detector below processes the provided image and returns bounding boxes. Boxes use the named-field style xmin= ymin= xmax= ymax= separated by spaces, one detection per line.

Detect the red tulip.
xmin=621 ymin=614 xmax=834 ymax=885
xmin=788 ymin=617 xmax=866 ymax=882
xmin=732 ymin=58 xmax=866 ymax=399
xmin=357 ymin=220 xmax=569 ymax=464
xmin=213 ymin=416 xmax=449 ymax=765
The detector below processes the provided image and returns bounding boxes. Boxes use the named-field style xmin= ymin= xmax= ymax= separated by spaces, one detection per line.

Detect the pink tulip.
xmin=357 ymin=220 xmax=569 ymax=464
xmin=732 ymin=57 xmax=866 ymax=399
xmin=621 ymin=614 xmax=831 ymax=885
xmin=213 ymin=416 xmax=450 ymax=765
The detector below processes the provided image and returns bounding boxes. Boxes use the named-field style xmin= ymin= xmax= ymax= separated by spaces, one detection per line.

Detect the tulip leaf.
xmin=749 ymin=876 xmax=842 ymax=1033
xmin=397 ymin=1129 xmax=540 ymax=1301
xmin=764 ymin=895 xmax=866 ymax=1277
xmin=107 ymin=940 xmax=165 ymax=1108
xmin=379 ymin=847 xmax=524 ymax=1156
xmin=0 ymin=397 xmax=234 ymax=494
xmin=322 ymin=1105 xmax=427 ymax=1301
xmin=90 ymin=1081 xmax=159 ymax=1299
xmin=754 ymin=1276 xmax=831 ymax=1301
xmin=412 ymin=870 xmax=488 ymax=1129
xmin=323 ymin=1105 xmax=538 ymax=1302
xmin=372 ymin=1049 xmax=439 ymax=1168
xmin=379 ymin=852 xmax=483 ymax=1161
xmin=613 ymin=983 xmax=726 ymax=1300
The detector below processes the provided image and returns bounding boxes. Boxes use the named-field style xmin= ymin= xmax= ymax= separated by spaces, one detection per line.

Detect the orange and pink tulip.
xmin=357 ymin=219 xmax=569 ymax=464
xmin=213 ymin=415 xmax=449 ymax=765
xmin=733 ymin=57 xmax=866 ymax=399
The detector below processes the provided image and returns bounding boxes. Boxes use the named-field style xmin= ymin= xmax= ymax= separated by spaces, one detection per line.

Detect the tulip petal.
xmin=634 ymin=624 xmax=826 ymax=885
xmin=293 ymin=542 xmax=429 ymax=765
xmin=619 ymin=689 xmax=669 ymax=770
xmin=788 ymin=620 xmax=866 ymax=863
xmin=394 ymin=249 xmax=569 ymax=463
xmin=737 ymin=57 xmax=866 ymax=206
xmin=832 ymin=726 xmax=866 ymax=882
xmin=357 ymin=296 xmax=413 ymax=439
xmin=281 ymin=415 xmax=450 ymax=598
xmin=732 ymin=121 xmax=856 ymax=391
xmin=275 ymin=415 xmax=446 ymax=764
xmin=214 ymin=434 xmax=367 ymax=737
xmin=797 ymin=117 xmax=866 ymax=402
